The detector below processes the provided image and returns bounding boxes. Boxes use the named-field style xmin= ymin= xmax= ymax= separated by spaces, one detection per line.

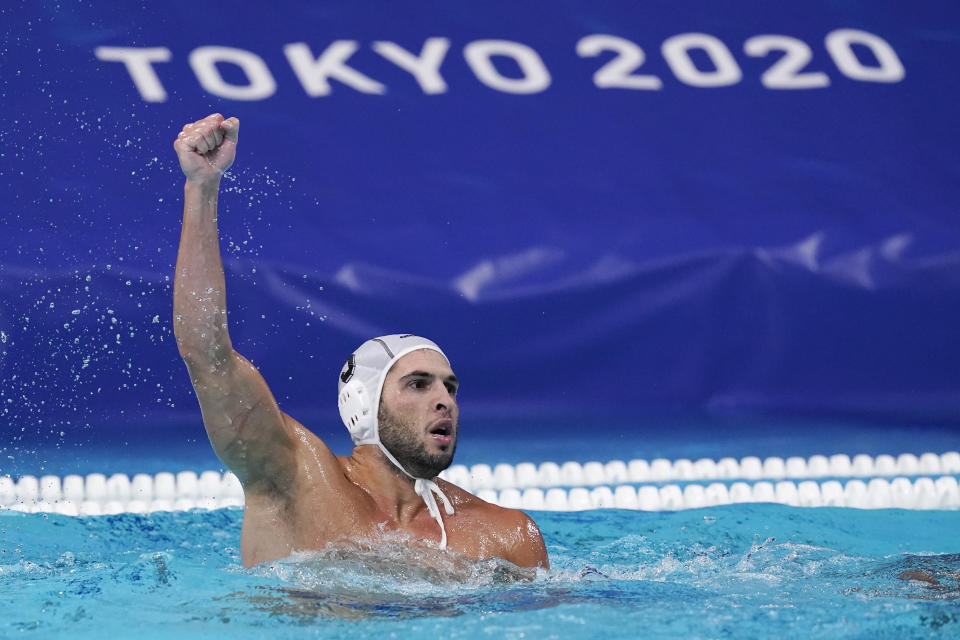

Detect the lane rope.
xmin=1 ymin=451 xmax=958 ymax=515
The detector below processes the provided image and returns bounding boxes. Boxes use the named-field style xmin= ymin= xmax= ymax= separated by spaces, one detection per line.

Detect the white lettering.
xmin=825 ymin=29 xmax=904 ymax=83
xmin=94 ymin=46 xmax=171 ymax=102
xmin=662 ymin=33 xmax=742 ymax=87
xmin=576 ymin=35 xmax=662 ymax=90
xmin=188 ymin=46 xmax=276 ymax=100
xmin=98 ymin=32 xmax=906 ymax=103
xmin=284 ymin=41 xmax=386 ymax=96
xmin=463 ymin=40 xmax=551 ymax=94
xmin=744 ymin=35 xmax=829 ymax=89
xmin=372 ymin=38 xmax=450 ymax=94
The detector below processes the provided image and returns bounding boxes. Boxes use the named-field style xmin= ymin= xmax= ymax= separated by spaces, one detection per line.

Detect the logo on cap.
xmin=340 ymin=354 xmax=356 ymax=383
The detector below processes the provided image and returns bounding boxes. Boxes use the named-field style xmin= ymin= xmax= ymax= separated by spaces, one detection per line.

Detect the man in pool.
xmin=172 ymin=114 xmax=549 ymax=570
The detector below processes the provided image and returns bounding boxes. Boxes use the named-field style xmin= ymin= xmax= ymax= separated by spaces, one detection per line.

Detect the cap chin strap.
xmin=376 ymin=441 xmax=454 ymax=549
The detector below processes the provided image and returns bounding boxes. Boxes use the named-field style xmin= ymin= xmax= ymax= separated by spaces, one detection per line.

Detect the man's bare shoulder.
xmin=439 ymin=479 xmax=515 ymax=517
xmin=245 ymin=414 xmax=349 ymax=499
xmin=439 ymin=479 xmax=550 ymax=569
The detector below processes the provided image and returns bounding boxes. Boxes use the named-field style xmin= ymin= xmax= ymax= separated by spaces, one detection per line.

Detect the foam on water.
xmin=256 ymin=539 xmax=537 ymax=594
xmin=1 ymin=503 xmax=958 ymax=638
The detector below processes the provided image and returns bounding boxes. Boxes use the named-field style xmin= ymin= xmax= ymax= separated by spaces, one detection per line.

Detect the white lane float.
xmin=2 ymin=451 xmax=959 ymax=514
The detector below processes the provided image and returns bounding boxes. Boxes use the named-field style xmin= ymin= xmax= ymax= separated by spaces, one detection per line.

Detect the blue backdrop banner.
xmin=1 ymin=2 xmax=959 ymax=450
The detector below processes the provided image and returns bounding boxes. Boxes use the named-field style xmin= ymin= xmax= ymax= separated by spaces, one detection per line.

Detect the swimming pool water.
xmin=2 ymin=504 xmax=957 ymax=638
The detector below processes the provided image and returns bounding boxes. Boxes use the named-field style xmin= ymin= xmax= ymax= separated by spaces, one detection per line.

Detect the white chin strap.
xmin=377 ymin=441 xmax=454 ymax=549
xmin=414 ymin=478 xmax=455 ymax=549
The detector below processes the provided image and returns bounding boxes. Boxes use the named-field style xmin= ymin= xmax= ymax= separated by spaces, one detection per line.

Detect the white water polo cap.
xmin=337 ymin=334 xmax=455 ymax=548
xmin=337 ymin=334 xmax=448 ymax=445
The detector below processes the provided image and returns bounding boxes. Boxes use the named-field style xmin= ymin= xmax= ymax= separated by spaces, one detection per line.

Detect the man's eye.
xmin=408 ymin=379 xmax=427 ymax=389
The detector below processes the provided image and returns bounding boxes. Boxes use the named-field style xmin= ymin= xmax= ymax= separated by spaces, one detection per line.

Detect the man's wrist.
xmin=184 ymin=177 xmax=222 ymax=198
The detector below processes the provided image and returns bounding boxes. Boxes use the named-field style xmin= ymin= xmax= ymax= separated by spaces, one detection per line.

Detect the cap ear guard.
xmin=337 ymin=379 xmax=377 ymax=445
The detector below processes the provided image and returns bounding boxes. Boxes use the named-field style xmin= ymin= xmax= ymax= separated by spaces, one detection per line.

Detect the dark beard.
xmin=378 ymin=404 xmax=456 ymax=479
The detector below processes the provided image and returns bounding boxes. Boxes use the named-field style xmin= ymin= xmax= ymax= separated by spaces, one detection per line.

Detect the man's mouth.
xmin=428 ymin=419 xmax=454 ymax=445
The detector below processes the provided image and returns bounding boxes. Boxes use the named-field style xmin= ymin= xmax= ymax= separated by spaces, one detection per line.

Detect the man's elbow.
xmin=173 ymin=317 xmax=233 ymax=363
xmin=177 ymin=341 xmax=234 ymax=374
xmin=176 ymin=342 xmax=207 ymax=368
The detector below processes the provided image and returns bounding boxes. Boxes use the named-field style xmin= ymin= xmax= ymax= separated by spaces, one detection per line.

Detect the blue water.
xmin=2 ymin=504 xmax=957 ymax=638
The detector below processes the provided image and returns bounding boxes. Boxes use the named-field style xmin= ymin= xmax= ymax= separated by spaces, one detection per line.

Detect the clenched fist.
xmin=174 ymin=113 xmax=239 ymax=183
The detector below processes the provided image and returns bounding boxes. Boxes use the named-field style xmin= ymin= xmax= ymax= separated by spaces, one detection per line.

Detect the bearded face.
xmin=378 ymin=402 xmax=456 ymax=479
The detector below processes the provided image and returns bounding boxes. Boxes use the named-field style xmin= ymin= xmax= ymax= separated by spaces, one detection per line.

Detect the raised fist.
xmin=174 ymin=113 xmax=239 ymax=182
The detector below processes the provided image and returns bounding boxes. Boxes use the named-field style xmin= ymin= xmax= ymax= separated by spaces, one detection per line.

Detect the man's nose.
xmin=431 ymin=382 xmax=453 ymax=411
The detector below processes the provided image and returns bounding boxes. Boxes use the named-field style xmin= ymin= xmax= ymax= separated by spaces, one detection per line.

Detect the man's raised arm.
xmin=172 ymin=114 xmax=296 ymax=492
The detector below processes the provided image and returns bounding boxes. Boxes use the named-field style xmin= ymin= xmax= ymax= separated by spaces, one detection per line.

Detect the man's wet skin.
xmin=172 ymin=113 xmax=548 ymax=571
xmin=235 ymin=349 xmax=546 ymax=568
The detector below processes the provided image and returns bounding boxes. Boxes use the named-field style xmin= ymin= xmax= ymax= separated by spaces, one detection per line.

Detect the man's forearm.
xmin=174 ymin=178 xmax=233 ymax=367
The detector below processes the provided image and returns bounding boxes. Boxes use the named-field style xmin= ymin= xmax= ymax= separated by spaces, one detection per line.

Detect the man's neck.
xmin=346 ymin=445 xmax=432 ymax=524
